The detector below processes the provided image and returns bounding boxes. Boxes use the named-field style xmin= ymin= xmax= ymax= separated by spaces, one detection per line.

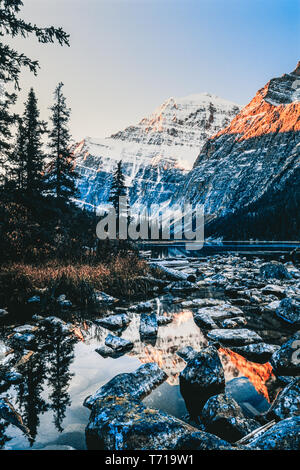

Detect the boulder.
xmin=86 ymin=396 xmax=198 ymax=450
xmin=0 ymin=309 xmax=8 ymax=317
xmin=261 ymin=284 xmax=286 ymax=298
xmin=207 ymin=329 xmax=263 ymax=347
xmin=176 ymin=346 xmax=198 ymax=362
xmin=247 ymin=416 xmax=300 ymax=450
xmin=129 ymin=300 xmax=155 ymax=312
xmin=104 ymin=334 xmax=133 ymax=353
xmin=180 ymin=346 xmax=225 ymax=417
xmin=94 ymin=313 xmax=130 ymax=330
xmin=11 ymin=332 xmax=36 ymax=349
xmin=163 ymin=281 xmax=198 ymax=293
xmin=275 ymin=298 xmax=300 ymax=325
xmin=230 ymin=343 xmax=279 ymax=363
xmin=201 ymin=393 xmax=260 ymax=442
xmin=260 ymin=262 xmax=291 ymax=280
xmin=84 ymin=363 xmax=167 ymax=409
xmin=193 ymin=312 xmax=218 ymax=330
xmin=95 ymin=291 xmax=118 ymax=306
xmin=157 ymin=315 xmax=173 ymax=326
xmin=270 ymin=333 xmax=300 ymax=376
xmin=266 ymin=377 xmax=300 ymax=420
xmin=175 ymin=431 xmax=234 ymax=450
xmin=139 ymin=313 xmax=158 ymax=338
xmin=221 ymin=317 xmax=247 ymax=329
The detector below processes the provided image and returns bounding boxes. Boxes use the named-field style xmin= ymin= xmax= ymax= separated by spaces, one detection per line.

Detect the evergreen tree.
xmin=46 ymin=82 xmax=78 ymax=200
xmin=0 ymin=1 xmax=69 ymax=90
xmin=0 ymin=0 xmax=69 ymax=191
xmin=21 ymin=88 xmax=47 ymax=195
xmin=108 ymin=160 xmax=127 ymax=218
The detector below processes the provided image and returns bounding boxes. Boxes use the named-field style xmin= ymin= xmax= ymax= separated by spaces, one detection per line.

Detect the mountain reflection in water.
xmin=0 ymin=296 xmax=273 ymax=449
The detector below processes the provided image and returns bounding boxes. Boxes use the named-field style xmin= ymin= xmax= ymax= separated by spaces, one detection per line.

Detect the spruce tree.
xmin=108 ymin=160 xmax=127 ymax=217
xmin=46 ymin=82 xmax=78 ymax=201
xmin=22 ymin=88 xmax=47 ymax=196
xmin=0 ymin=85 xmax=17 ymax=187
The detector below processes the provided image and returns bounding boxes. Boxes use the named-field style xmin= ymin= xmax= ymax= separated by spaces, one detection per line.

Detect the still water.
xmin=1 ymin=289 xmax=272 ymax=450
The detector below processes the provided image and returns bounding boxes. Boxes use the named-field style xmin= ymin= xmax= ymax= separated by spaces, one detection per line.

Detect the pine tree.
xmin=0 ymin=0 xmax=69 ymax=191
xmin=46 ymin=82 xmax=78 ymax=201
xmin=0 ymin=85 xmax=17 ymax=187
xmin=22 ymin=88 xmax=47 ymax=196
xmin=108 ymin=160 xmax=127 ymax=217
xmin=0 ymin=1 xmax=69 ymax=90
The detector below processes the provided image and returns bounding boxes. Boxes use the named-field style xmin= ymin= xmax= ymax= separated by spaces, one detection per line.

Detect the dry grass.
xmin=0 ymin=254 xmax=150 ymax=310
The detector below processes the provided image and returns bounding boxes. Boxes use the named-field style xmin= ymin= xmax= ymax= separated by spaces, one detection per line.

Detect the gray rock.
xmin=176 ymin=346 xmax=198 ymax=362
xmin=95 ymin=291 xmax=118 ymax=305
xmin=260 ymin=262 xmax=291 ymax=280
xmin=86 ymin=396 xmax=198 ymax=450
xmin=139 ymin=312 xmax=158 ymax=338
xmin=129 ymin=300 xmax=154 ymax=312
xmin=221 ymin=317 xmax=247 ymax=329
xmin=194 ymin=312 xmax=218 ymax=330
xmin=163 ymin=280 xmax=198 ymax=293
xmin=95 ymin=313 xmax=130 ymax=330
xmin=84 ymin=363 xmax=167 ymax=409
xmin=0 ymin=309 xmax=8 ymax=317
xmin=230 ymin=343 xmax=279 ymax=363
xmin=11 ymin=332 xmax=36 ymax=349
xmin=207 ymin=329 xmax=263 ymax=347
xmin=104 ymin=334 xmax=134 ymax=352
xmin=175 ymin=431 xmax=235 ymax=450
xmin=266 ymin=378 xmax=300 ymax=420
xmin=275 ymin=298 xmax=300 ymax=325
xmin=201 ymin=393 xmax=260 ymax=442
xmin=157 ymin=315 xmax=173 ymax=326
xmin=13 ymin=325 xmax=37 ymax=334
xmin=247 ymin=416 xmax=300 ymax=450
xmin=180 ymin=346 xmax=225 ymax=417
xmin=27 ymin=295 xmax=40 ymax=304
xmin=270 ymin=332 xmax=300 ymax=376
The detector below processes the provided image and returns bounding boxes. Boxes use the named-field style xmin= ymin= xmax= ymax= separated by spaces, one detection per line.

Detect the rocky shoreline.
xmin=1 ymin=254 xmax=300 ymax=450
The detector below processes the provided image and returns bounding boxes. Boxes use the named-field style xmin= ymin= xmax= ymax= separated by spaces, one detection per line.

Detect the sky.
xmin=8 ymin=0 xmax=300 ymax=142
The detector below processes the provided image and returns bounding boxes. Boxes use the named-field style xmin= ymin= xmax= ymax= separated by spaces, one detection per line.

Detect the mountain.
xmin=73 ymin=93 xmax=240 ymax=210
xmin=175 ymin=62 xmax=300 ymax=234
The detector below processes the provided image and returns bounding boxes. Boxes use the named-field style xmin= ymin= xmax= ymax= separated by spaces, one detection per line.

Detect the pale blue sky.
xmin=10 ymin=0 xmax=300 ymax=141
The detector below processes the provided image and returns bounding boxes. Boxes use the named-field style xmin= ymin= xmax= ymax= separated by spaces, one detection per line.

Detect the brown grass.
xmin=0 ymin=254 xmax=150 ymax=310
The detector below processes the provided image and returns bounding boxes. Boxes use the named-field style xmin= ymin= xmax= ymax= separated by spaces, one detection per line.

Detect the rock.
xmin=196 ymin=305 xmax=244 ymax=322
xmin=230 ymin=343 xmax=279 ymax=363
xmin=221 ymin=317 xmax=247 ymax=329
xmin=275 ymin=298 xmax=300 ymax=325
xmin=27 ymin=295 xmax=40 ymax=304
xmin=11 ymin=332 xmax=36 ymax=349
xmin=13 ymin=325 xmax=37 ymax=334
xmin=194 ymin=312 xmax=218 ymax=330
xmin=181 ymin=299 xmax=225 ymax=308
xmin=95 ymin=313 xmax=131 ymax=330
xmin=207 ymin=328 xmax=263 ymax=347
xmin=201 ymin=394 xmax=260 ymax=442
xmin=150 ymin=262 xmax=196 ymax=282
xmin=176 ymin=346 xmax=198 ymax=362
xmin=86 ymin=396 xmax=198 ymax=450
xmin=264 ymin=300 xmax=281 ymax=313
xmin=0 ymin=309 xmax=8 ymax=317
xmin=129 ymin=300 xmax=154 ymax=312
xmin=180 ymin=346 xmax=225 ymax=417
xmin=261 ymin=284 xmax=286 ymax=298
xmin=266 ymin=378 xmax=300 ymax=421
xmin=270 ymin=332 xmax=300 ymax=376
xmin=95 ymin=345 xmax=126 ymax=359
xmin=0 ymin=398 xmax=29 ymax=435
xmin=260 ymin=262 xmax=291 ymax=280
xmin=139 ymin=313 xmax=158 ymax=338
xmin=175 ymin=431 xmax=235 ymax=450
xmin=104 ymin=334 xmax=133 ymax=353
xmin=40 ymin=316 xmax=71 ymax=334
xmin=163 ymin=281 xmax=198 ymax=293
xmin=57 ymin=294 xmax=72 ymax=308
xmin=84 ymin=363 xmax=167 ymax=409
xmin=247 ymin=417 xmax=300 ymax=450
xmin=95 ymin=291 xmax=118 ymax=305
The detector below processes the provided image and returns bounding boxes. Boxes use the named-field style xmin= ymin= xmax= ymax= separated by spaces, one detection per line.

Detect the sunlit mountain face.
xmin=176 ymin=62 xmax=300 ymax=220
xmin=72 ymin=93 xmax=240 ymax=211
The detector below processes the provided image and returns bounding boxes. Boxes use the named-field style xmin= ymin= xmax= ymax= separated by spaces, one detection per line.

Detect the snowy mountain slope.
xmin=174 ymin=62 xmax=300 ymax=221
xmin=73 ymin=93 xmax=240 ymax=210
